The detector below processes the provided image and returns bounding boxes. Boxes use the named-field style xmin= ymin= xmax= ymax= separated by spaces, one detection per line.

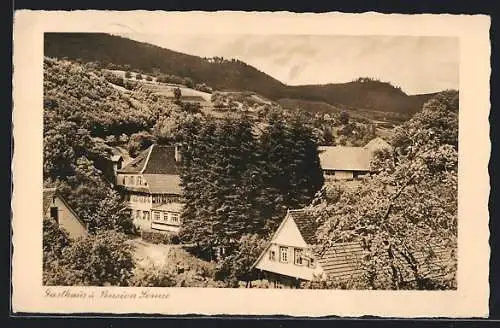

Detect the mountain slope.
xmin=44 ymin=33 xmax=436 ymax=117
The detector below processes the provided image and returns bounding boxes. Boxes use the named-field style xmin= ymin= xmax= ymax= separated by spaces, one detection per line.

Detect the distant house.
xmin=318 ymin=137 xmax=392 ymax=181
xmin=318 ymin=146 xmax=371 ymax=180
xmin=364 ymin=137 xmax=393 ymax=154
xmin=252 ymin=209 xmax=366 ymax=288
xmin=253 ymin=208 xmax=450 ymax=288
xmin=43 ymin=188 xmax=88 ymax=239
xmin=116 ymin=144 xmax=184 ymax=233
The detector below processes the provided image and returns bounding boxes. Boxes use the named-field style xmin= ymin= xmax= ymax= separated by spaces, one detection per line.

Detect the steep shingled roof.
xmin=142 ymin=145 xmax=180 ymax=175
xmin=318 ymin=146 xmax=371 ymax=172
xmin=118 ymin=144 xmax=180 ymax=174
xmin=287 ymin=209 xmax=319 ymax=245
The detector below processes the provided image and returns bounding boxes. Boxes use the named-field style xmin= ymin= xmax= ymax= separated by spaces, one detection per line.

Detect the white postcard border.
xmin=11 ymin=11 xmax=491 ymax=317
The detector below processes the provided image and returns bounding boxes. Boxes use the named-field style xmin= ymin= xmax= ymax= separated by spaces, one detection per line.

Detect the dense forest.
xmin=44 ymin=33 xmax=435 ymax=116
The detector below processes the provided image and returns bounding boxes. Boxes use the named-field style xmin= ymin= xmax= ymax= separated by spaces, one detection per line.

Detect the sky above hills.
xmin=118 ymin=34 xmax=459 ymax=95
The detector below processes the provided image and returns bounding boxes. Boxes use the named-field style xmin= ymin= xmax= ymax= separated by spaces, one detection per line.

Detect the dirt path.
xmin=127 ymin=238 xmax=175 ymax=267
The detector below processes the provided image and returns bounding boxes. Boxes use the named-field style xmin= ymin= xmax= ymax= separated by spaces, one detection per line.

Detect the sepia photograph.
xmin=12 ymin=11 xmax=490 ymax=317
xmin=41 ymin=32 xmax=459 ymax=290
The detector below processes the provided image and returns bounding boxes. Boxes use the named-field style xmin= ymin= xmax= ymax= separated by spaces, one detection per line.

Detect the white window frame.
xmin=170 ymin=212 xmax=180 ymax=224
xmin=154 ymin=211 xmax=161 ymax=222
xmin=279 ymin=246 xmax=288 ymax=263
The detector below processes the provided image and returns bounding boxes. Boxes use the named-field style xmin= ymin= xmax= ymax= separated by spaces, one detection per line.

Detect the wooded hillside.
xmin=44 ymin=33 xmax=436 ymax=117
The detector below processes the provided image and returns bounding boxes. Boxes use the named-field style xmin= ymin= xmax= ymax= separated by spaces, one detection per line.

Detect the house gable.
xmin=254 ymin=213 xmax=324 ymax=281
xmin=43 ymin=189 xmax=88 ymax=240
xmin=272 ymin=215 xmax=309 ymax=248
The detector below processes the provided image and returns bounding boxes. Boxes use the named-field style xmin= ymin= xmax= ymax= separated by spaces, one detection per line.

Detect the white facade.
xmin=127 ymin=193 xmax=153 ymax=231
xmin=324 ymin=169 xmax=355 ymax=181
xmin=151 ymin=208 xmax=182 ymax=233
xmin=254 ymin=215 xmax=324 ymax=281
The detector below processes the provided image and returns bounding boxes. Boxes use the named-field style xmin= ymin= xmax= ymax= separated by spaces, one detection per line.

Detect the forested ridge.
xmin=44 ymin=33 xmax=436 ymax=116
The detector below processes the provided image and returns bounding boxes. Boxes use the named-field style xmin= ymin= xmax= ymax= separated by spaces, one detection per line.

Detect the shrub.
xmin=129 ymin=263 xmax=177 ymax=287
xmin=214 ymin=234 xmax=266 ymax=282
xmin=123 ymin=79 xmax=138 ymax=90
xmin=103 ymin=71 xmax=125 ymax=87
xmin=141 ymin=230 xmax=180 ymax=245
xmin=44 ymin=231 xmax=134 ymax=286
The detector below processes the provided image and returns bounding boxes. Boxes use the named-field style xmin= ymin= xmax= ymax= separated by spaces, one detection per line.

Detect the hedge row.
xmin=140 ymin=230 xmax=180 ymax=245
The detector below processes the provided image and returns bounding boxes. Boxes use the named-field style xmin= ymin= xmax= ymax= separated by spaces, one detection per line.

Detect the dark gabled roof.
xmin=318 ymin=146 xmax=371 ymax=172
xmin=117 ymin=144 xmax=180 ymax=174
xmin=287 ymin=209 xmax=320 ymax=245
xmin=43 ymin=188 xmax=57 ymax=214
xmin=142 ymin=145 xmax=180 ymax=175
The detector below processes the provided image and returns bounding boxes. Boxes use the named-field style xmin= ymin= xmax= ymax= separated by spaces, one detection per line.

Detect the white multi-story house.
xmin=116 ymin=144 xmax=184 ymax=233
